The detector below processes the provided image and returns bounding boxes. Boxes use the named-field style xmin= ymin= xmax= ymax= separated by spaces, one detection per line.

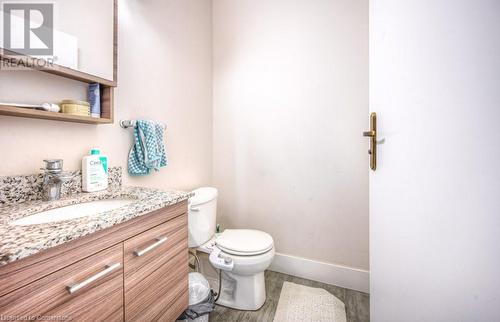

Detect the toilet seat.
xmin=216 ymin=229 xmax=274 ymax=256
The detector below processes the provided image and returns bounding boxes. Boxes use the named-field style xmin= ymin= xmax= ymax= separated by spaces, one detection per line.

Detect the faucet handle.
xmin=43 ymin=159 xmax=63 ymax=172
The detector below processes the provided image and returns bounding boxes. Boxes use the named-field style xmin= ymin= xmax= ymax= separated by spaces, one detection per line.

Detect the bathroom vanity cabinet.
xmin=0 ymin=201 xmax=188 ymax=321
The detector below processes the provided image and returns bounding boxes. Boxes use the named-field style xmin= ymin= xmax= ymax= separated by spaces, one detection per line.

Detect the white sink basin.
xmin=13 ymin=199 xmax=136 ymax=226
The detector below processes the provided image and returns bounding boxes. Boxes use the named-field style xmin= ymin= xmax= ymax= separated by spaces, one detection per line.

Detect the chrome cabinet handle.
xmin=66 ymin=262 xmax=121 ymax=294
xmin=133 ymin=237 xmax=168 ymax=257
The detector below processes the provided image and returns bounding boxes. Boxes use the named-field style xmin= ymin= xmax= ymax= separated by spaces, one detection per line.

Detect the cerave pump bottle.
xmin=82 ymin=148 xmax=108 ymax=192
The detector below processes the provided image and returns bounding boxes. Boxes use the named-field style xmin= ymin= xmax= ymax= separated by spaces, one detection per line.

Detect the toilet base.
xmin=196 ymin=251 xmax=271 ymax=311
xmin=216 ymin=271 xmax=266 ymax=311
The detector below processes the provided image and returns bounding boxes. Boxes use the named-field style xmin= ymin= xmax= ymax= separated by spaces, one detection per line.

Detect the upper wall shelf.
xmin=0 ymin=52 xmax=116 ymax=124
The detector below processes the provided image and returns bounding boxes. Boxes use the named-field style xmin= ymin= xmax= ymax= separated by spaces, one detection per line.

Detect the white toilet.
xmin=188 ymin=187 xmax=275 ymax=311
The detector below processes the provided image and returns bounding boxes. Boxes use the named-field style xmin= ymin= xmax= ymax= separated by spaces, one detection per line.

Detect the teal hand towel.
xmin=128 ymin=120 xmax=167 ymax=176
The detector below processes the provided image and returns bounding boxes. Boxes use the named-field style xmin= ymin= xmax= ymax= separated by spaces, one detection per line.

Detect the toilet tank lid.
xmin=190 ymin=187 xmax=218 ymax=206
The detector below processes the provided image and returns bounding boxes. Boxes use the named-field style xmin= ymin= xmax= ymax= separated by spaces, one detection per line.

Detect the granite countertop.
xmin=0 ymin=186 xmax=192 ymax=266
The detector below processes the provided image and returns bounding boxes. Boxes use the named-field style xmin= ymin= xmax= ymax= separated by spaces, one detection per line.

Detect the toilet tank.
xmin=188 ymin=187 xmax=218 ymax=248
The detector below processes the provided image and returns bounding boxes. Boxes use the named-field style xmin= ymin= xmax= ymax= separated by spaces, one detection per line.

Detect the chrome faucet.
xmin=41 ymin=159 xmax=71 ymax=201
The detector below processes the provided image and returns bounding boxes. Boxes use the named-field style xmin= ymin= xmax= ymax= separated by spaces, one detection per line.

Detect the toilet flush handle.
xmin=189 ymin=205 xmax=200 ymax=212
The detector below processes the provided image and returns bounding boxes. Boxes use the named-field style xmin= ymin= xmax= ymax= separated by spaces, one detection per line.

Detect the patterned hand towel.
xmin=128 ymin=120 xmax=167 ymax=176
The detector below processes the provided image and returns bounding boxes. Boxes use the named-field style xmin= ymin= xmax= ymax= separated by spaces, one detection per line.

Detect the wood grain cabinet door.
xmin=0 ymin=244 xmax=124 ymax=321
xmin=124 ymin=213 xmax=189 ymax=321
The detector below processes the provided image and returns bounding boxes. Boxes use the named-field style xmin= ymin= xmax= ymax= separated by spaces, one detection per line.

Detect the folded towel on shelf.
xmin=128 ymin=120 xmax=167 ymax=176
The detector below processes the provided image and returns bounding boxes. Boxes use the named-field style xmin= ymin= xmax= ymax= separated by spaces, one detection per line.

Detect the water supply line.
xmin=188 ymin=250 xmax=200 ymax=272
xmin=215 ymin=269 xmax=222 ymax=302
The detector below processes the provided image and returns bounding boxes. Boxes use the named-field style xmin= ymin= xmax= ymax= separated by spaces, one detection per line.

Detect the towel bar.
xmin=120 ymin=120 xmax=166 ymax=129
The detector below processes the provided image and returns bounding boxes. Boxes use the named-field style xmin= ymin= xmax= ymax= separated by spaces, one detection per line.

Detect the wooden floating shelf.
xmin=0 ymin=50 xmax=116 ymax=125
xmin=0 ymin=105 xmax=113 ymax=125
xmin=0 ymin=53 xmax=116 ymax=124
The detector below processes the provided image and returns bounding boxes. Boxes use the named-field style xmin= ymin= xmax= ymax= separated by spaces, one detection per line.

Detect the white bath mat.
xmin=273 ymin=282 xmax=347 ymax=322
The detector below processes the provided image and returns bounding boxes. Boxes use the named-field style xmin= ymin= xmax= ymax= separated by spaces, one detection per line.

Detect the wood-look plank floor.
xmin=209 ymin=271 xmax=369 ymax=322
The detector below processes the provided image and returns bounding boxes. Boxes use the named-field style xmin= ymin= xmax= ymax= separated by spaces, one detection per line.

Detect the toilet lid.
xmin=216 ymin=229 xmax=274 ymax=256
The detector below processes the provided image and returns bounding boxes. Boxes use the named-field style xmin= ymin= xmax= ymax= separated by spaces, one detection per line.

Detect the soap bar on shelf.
xmin=60 ymin=100 xmax=90 ymax=116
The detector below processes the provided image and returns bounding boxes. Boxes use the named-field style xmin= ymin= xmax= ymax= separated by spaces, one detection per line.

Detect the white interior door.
xmin=369 ymin=1 xmax=500 ymax=321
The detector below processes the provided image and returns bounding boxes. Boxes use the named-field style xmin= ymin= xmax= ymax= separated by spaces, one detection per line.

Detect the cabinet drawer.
xmin=126 ymin=252 xmax=188 ymax=321
xmin=0 ymin=244 xmax=123 ymax=321
xmin=124 ymin=213 xmax=188 ymax=321
xmin=124 ymin=213 xmax=187 ymax=289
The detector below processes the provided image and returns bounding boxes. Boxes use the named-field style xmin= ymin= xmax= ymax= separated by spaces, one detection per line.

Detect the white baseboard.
xmin=268 ymin=252 xmax=370 ymax=293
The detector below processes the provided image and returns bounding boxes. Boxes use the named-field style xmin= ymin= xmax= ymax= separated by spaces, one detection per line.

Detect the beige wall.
xmin=0 ymin=0 xmax=213 ymax=191
xmin=212 ymin=0 xmax=369 ymax=270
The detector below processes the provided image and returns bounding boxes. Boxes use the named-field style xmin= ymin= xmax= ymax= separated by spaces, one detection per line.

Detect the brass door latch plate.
xmin=363 ymin=112 xmax=377 ymax=170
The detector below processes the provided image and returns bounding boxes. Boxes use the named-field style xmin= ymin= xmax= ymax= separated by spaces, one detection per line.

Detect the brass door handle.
xmin=363 ymin=113 xmax=377 ymax=171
